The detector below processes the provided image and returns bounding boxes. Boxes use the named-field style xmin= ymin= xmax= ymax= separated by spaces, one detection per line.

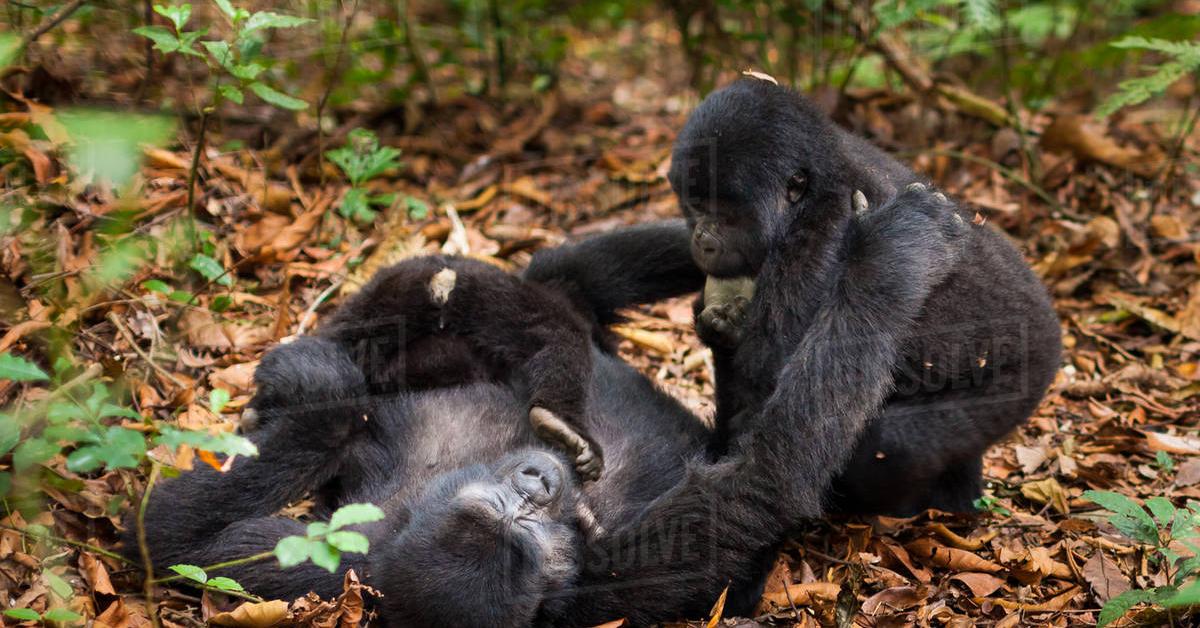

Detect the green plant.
xmin=1085 ymin=490 xmax=1200 ymax=626
xmin=326 ymin=129 xmax=403 ymax=223
xmin=973 ymin=493 xmax=1012 ymax=517
xmin=165 ymin=564 xmax=253 ymax=599
xmin=273 ymin=503 xmax=385 ymax=572
xmin=1097 ymin=37 xmax=1200 ymax=116
xmin=134 ymin=2 xmax=311 ymax=111
xmin=1 ymin=354 xmax=256 ymax=501
xmin=1156 ymin=451 xmax=1177 ymax=475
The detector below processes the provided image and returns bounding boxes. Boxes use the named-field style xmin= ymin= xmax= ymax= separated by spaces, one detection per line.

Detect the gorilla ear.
xmin=786 ymin=171 xmax=807 ymax=204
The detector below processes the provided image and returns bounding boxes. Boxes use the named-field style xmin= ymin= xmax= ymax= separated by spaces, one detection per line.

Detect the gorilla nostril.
xmin=521 ymin=466 xmax=541 ymax=478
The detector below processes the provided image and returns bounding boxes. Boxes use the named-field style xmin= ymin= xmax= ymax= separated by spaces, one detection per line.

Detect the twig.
xmin=0 ymin=525 xmax=131 ymax=563
xmin=107 ymin=311 xmax=187 ymax=389
xmin=17 ymin=0 xmax=88 ymax=52
xmin=185 ymin=110 xmax=210 ymax=252
xmin=152 ymin=551 xmax=274 ymax=584
xmin=316 ymin=0 xmax=361 ymax=186
xmin=295 ymin=278 xmax=346 ymax=336
xmin=904 ymin=148 xmax=1063 ymax=214
xmin=138 ymin=460 xmax=163 ymax=628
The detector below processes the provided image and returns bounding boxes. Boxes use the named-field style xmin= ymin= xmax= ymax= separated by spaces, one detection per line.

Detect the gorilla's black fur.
xmin=666 ymin=78 xmax=1062 ymax=515
xmin=128 ymin=186 xmax=968 ymax=625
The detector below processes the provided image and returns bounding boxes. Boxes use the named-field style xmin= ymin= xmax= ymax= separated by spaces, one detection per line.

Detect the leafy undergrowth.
xmin=2 ymin=12 xmax=1200 ymax=628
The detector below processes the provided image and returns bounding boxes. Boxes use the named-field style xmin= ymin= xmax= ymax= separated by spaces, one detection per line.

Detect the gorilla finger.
xmin=853 ymin=190 xmax=869 ymax=215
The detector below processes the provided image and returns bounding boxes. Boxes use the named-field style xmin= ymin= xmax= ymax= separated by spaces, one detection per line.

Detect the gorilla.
xmin=665 ymin=78 xmax=1062 ymax=515
xmin=127 ymin=186 xmax=968 ymax=626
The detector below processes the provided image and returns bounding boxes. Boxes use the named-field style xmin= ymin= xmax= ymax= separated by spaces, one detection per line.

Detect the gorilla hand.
xmin=529 ymin=406 xmax=603 ymax=481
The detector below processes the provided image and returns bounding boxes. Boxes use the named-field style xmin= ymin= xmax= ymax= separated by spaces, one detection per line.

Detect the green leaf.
xmin=0 ymin=352 xmax=48 ymax=381
xmin=209 ymin=388 xmax=231 ymax=414
xmin=337 ymin=188 xmax=376 ymax=224
xmin=218 ymin=84 xmax=244 ymax=105
xmin=404 ymin=196 xmax=429 ymax=220
xmin=330 ymin=503 xmax=385 ymax=529
xmin=201 ymin=40 xmax=232 ymax=66
xmin=44 ymin=570 xmax=74 ymax=599
xmin=1098 ymin=588 xmax=1158 ymax=627
xmin=274 ymin=535 xmax=311 ymax=568
xmin=228 ymin=62 xmax=264 ymax=81
xmin=0 ymin=472 xmax=10 ymax=498
xmin=142 ymin=279 xmax=172 ymax=294
xmin=0 ymin=415 xmax=17 ymax=456
xmin=47 ymin=402 xmax=86 ymax=424
xmin=213 ymin=0 xmax=236 ymax=18
xmin=153 ymin=4 xmax=193 ymax=31
xmin=168 ymin=564 xmax=208 ymax=584
xmin=248 ymin=82 xmax=308 ymax=111
xmin=1085 ymin=490 xmax=1160 ymax=545
xmin=13 ymin=437 xmax=60 ymax=472
xmin=309 ymin=540 xmax=341 ymax=573
xmin=242 ymin=11 xmax=313 ymax=34
xmin=960 ymin=0 xmax=998 ymax=29
xmin=1146 ymin=496 xmax=1177 ymax=526
xmin=306 ymin=521 xmax=330 ymax=538
xmin=41 ymin=608 xmax=83 ymax=624
xmin=326 ymin=530 xmax=369 ymax=554
xmin=59 ymin=110 xmax=175 ymax=186
xmin=207 ymin=576 xmax=245 ymax=592
xmin=0 ymin=34 xmax=20 ymax=70
xmin=189 ymin=253 xmax=233 ymax=286
xmin=3 ymin=608 xmax=41 ymax=621
xmin=133 ymin=25 xmax=181 ymax=54
xmin=156 ymin=427 xmax=258 ymax=458
xmin=66 ymin=425 xmax=147 ymax=472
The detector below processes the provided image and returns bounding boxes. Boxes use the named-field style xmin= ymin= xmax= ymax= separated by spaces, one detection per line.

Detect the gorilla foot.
xmin=529 ymin=407 xmax=603 ymax=481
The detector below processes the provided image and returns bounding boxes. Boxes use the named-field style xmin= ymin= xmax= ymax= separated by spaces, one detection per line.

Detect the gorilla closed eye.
xmin=786 ymin=172 xmax=807 ymax=204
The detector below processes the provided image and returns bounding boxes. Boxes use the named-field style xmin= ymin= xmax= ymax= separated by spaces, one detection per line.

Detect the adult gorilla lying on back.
xmin=128 ymin=189 xmax=963 ymax=625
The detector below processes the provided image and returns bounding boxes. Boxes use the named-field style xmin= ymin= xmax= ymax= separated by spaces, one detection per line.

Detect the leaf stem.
xmin=150 ymin=551 xmax=275 ymax=584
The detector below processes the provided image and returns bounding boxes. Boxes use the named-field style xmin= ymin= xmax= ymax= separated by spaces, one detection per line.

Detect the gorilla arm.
xmin=555 ymin=188 xmax=968 ymax=626
xmin=124 ymin=337 xmax=374 ymax=600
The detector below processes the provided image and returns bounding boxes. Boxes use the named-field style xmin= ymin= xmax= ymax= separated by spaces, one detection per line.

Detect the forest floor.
xmin=2 ymin=13 xmax=1200 ymax=628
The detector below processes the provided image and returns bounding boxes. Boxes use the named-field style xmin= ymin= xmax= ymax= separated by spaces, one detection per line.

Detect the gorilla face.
xmin=377 ymin=450 xmax=582 ymax=627
xmin=667 ymin=79 xmax=844 ymax=278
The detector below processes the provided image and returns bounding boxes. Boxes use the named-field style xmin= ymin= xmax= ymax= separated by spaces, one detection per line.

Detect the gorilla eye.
xmin=786 ymin=172 xmax=807 ymax=204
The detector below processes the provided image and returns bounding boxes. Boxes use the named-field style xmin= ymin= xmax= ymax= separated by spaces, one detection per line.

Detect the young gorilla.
xmin=130 ymin=197 xmax=962 ymax=626
xmin=666 ymin=78 xmax=1062 ymax=515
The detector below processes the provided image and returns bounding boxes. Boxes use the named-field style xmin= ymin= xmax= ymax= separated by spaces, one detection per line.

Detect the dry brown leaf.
xmin=1143 ymin=431 xmax=1200 ymax=455
xmin=705 ymin=585 xmax=729 ymax=628
xmin=611 ymin=325 xmax=674 ymax=355
xmin=1083 ymin=551 xmax=1131 ymax=603
xmin=974 ymin=585 xmax=1081 ymax=612
xmin=179 ymin=310 xmax=272 ymax=351
xmin=1041 ymin=114 xmax=1163 ymax=177
xmin=950 ymin=572 xmax=1005 ymax=597
xmin=905 ymin=538 xmax=1003 ymax=573
xmin=1009 ymin=546 xmax=1071 ymax=585
xmin=94 ymin=598 xmax=153 ymax=628
xmin=757 ymin=582 xmax=840 ymax=609
xmin=859 ymin=585 xmax=927 ymax=615
xmin=1150 ymin=215 xmax=1189 ymax=241
xmin=1021 ymin=477 xmax=1070 ymax=515
xmin=78 ymin=552 xmax=115 ymax=595
xmin=209 ymin=361 xmax=259 ymax=394
xmin=1179 ymin=285 xmax=1200 ymax=342
xmin=209 ymin=600 xmax=289 ymax=628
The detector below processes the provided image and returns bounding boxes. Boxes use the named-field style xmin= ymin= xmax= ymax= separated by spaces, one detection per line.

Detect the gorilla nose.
xmin=514 ymin=454 xmax=563 ymax=505
xmin=693 ymin=231 xmax=719 ymax=256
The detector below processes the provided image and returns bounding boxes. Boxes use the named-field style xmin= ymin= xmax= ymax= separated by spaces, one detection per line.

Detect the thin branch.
xmin=138 ymin=460 xmax=163 ymax=628
xmin=295 ymin=277 xmax=346 ymax=336
xmin=108 ymin=311 xmax=187 ymax=389
xmin=18 ymin=0 xmax=88 ymax=52
xmin=316 ymin=0 xmax=361 ymax=186
xmin=0 ymin=525 xmax=131 ymax=563
xmin=152 ymin=551 xmax=274 ymax=584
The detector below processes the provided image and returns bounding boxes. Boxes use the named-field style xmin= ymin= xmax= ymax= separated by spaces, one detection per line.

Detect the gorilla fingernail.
xmin=853 ymin=190 xmax=869 ymax=215
xmin=906 ymin=182 xmax=926 ymax=192
xmin=934 ymin=192 xmax=948 ymax=202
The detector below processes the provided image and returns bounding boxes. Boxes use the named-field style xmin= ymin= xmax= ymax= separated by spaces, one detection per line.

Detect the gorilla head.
xmin=376 ymin=450 xmax=582 ymax=626
xmin=667 ymin=79 xmax=848 ymax=278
